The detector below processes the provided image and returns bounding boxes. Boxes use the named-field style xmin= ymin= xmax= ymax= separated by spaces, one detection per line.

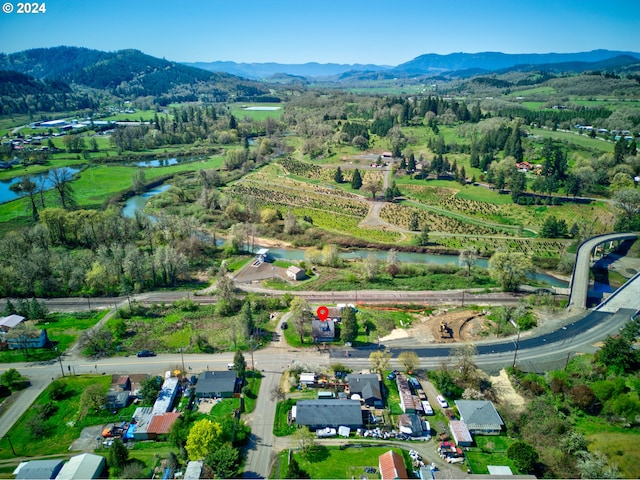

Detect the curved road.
xmin=567 ymin=232 xmax=638 ymax=309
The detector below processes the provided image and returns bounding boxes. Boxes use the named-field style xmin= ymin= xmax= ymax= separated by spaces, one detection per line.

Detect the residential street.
xmin=0 ymin=286 xmax=637 ymax=477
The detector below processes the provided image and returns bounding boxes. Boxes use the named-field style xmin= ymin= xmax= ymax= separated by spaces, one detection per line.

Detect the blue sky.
xmin=0 ymin=0 xmax=638 ymax=65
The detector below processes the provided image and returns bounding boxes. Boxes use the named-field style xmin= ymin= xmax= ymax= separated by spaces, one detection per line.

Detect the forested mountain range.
xmin=184 ymin=60 xmax=390 ymax=79
xmin=0 ymin=46 xmax=270 ymax=103
xmin=182 ymin=50 xmax=640 ymax=79
xmin=392 ymin=49 xmax=640 ymax=75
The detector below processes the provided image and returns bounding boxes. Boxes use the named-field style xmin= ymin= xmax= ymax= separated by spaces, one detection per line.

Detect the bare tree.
xmin=398 ymin=351 xmax=420 ymax=373
xmin=458 ymin=248 xmax=478 ymax=276
xmin=369 ymin=350 xmax=392 ymax=376
xmin=49 ymin=168 xmax=77 ymax=210
xmin=289 ymin=296 xmax=313 ymax=343
xmin=362 ymin=178 xmax=383 ymax=200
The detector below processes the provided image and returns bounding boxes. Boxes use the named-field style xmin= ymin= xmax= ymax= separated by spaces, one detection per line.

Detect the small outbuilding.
xmin=184 ymin=460 xmax=204 ymax=480
xmin=449 ymin=420 xmax=473 ymax=447
xmin=346 ymin=374 xmax=383 ymax=408
xmin=378 ymin=450 xmax=408 ymax=480
xmin=105 ymin=391 xmax=130 ymax=410
xmin=0 ymin=314 xmax=25 ymax=331
xmin=55 ymin=453 xmax=105 ymax=480
xmin=14 ymin=459 xmax=63 ymax=479
xmin=286 ymin=265 xmax=306 ymax=281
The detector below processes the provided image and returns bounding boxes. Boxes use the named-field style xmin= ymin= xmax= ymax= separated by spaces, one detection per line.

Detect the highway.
xmin=567 ymin=232 xmax=638 ymax=310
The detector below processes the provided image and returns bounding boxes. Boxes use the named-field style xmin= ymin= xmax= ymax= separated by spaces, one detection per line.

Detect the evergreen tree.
xmin=407 ymin=154 xmax=416 ymax=172
xmin=409 ymin=211 xmax=419 ymax=231
xmin=229 ymin=114 xmax=238 ymax=130
xmin=3 ymin=300 xmax=15 ymax=317
xmin=241 ymin=301 xmax=254 ymax=338
xmin=458 ymin=166 xmax=467 ymax=186
xmin=340 ymin=307 xmax=358 ymax=343
xmin=334 ymin=166 xmax=343 ymax=184
xmin=351 ymin=169 xmax=362 ymax=189
xmin=233 ymin=351 xmax=247 ymax=378
xmin=108 ymin=438 xmax=129 ymax=471
xmin=286 ymin=457 xmax=310 ymax=479
xmin=614 ymin=136 xmax=627 ymax=163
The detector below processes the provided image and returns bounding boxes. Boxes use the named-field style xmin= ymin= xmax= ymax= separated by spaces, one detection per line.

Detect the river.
xmin=122 ymin=185 xmax=568 ymax=288
xmin=121 ymin=184 xmax=171 ymax=220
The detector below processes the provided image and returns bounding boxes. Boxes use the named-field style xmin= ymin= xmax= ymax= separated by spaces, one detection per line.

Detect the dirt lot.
xmin=383 ymin=309 xmax=493 ymax=344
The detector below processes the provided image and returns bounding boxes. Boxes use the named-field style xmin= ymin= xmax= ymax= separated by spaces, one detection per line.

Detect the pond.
xmin=0 ymin=166 xmax=81 ymax=204
xmin=121 ymin=184 xmax=171 ymax=221
xmin=130 ymin=155 xmax=205 ymax=168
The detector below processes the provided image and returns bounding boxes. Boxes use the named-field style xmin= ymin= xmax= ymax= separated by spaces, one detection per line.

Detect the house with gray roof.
xmin=295 ymin=399 xmax=363 ymax=431
xmin=454 ymin=400 xmax=504 ymax=435
xmin=311 ymin=319 xmax=335 ymax=342
xmin=195 ymin=370 xmax=239 ymax=398
xmin=347 ymin=374 xmax=383 ymax=407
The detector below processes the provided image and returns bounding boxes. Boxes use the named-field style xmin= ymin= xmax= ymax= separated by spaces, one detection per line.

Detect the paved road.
xmin=1 ymin=304 xmax=635 ymax=475
xmin=567 ymin=232 xmax=637 ymax=310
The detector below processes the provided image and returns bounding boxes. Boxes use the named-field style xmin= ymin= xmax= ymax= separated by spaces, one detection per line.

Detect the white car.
xmin=436 ymin=395 xmax=449 ymax=408
xmin=316 ymin=427 xmax=337 ymax=438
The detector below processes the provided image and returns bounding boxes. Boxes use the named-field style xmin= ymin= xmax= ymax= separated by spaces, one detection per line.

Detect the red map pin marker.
xmin=316 ymin=306 xmax=329 ymax=322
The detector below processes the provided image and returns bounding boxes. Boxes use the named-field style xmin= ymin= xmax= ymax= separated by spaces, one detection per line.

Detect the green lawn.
xmin=0 ymin=375 xmax=114 ymax=458
xmin=465 ymin=435 xmax=519 ymax=474
xmin=281 ymin=446 xmax=410 ymax=479
xmin=273 ymin=399 xmax=297 ymax=436
xmin=0 ymin=310 xmax=107 ymax=363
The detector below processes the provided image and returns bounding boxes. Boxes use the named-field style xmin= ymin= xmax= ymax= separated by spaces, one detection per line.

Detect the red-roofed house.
xmin=378 ymin=450 xmax=408 ymax=480
xmin=147 ymin=412 xmax=181 ymax=439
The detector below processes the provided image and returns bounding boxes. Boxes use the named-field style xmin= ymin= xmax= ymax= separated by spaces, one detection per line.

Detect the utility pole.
xmin=56 ymin=348 xmax=64 ymax=377
xmin=5 ymin=435 xmax=16 ymax=456
xmin=512 ymin=329 xmax=521 ymax=369
xmin=250 ymin=335 xmax=255 ymax=371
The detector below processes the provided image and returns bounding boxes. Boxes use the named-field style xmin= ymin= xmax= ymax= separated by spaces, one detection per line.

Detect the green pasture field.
xmin=230 ymin=103 xmax=284 ymax=121
xmin=0 ymin=310 xmax=107 ymax=363
xmin=0 ymin=156 xmax=225 ymax=225
xmin=519 ymin=101 xmax=547 ymax=110
xmin=102 ymin=109 xmax=166 ymax=122
xmin=0 ymin=158 xmax=86 ymax=180
xmin=345 ymin=83 xmax=427 ymax=95
xmin=508 ymin=86 xmax=556 ymax=97
xmin=574 ymin=415 xmax=640 ymax=479
xmin=528 ymin=127 xmax=614 ymax=153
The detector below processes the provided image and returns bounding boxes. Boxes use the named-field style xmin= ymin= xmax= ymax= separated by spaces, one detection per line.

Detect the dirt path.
xmin=357 ymin=163 xmax=409 ymax=241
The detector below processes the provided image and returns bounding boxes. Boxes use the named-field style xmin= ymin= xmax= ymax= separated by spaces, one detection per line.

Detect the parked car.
xmin=387 ymin=372 xmax=396 ymax=380
xmin=280 ymin=322 xmax=288 ymax=330
xmin=436 ymin=395 xmax=449 ymax=408
xmin=316 ymin=427 xmax=337 ymax=438
xmin=137 ymin=350 xmax=156 ymax=357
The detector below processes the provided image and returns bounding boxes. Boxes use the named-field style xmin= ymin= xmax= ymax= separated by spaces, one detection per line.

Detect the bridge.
xmin=567 ymin=232 xmax=638 ymax=310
